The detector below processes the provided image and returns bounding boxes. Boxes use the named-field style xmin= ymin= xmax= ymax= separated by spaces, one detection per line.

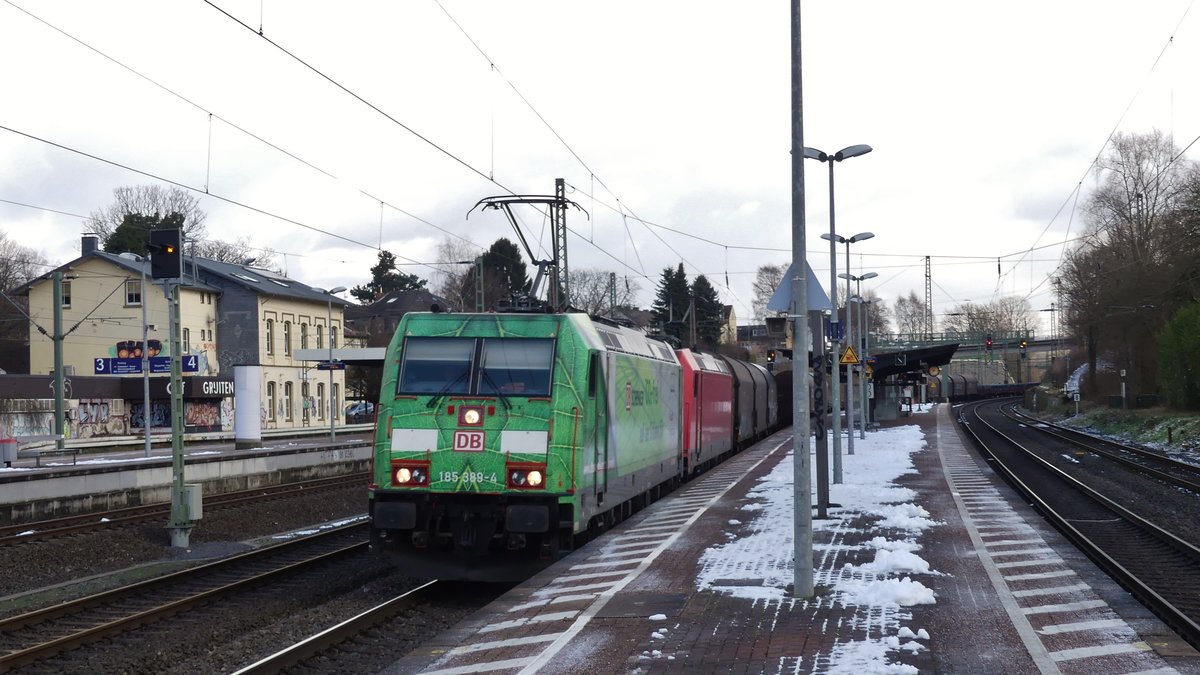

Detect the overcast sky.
xmin=2 ymin=1 xmax=1197 ymax=333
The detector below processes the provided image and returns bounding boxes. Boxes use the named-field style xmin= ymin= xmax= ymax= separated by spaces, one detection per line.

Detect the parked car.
xmin=345 ymin=401 xmax=375 ymax=424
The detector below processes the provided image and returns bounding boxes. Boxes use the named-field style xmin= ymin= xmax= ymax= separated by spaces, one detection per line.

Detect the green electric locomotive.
xmin=368 ymin=310 xmax=682 ymax=580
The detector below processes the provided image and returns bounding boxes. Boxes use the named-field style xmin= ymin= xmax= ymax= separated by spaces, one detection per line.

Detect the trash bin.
xmin=1 ymin=436 xmax=17 ymax=468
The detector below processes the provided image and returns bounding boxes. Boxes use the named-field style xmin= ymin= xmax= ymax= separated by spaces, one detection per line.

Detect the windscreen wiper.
xmin=427 ymin=369 xmax=470 ymax=409
xmin=480 ymin=370 xmax=513 ymax=410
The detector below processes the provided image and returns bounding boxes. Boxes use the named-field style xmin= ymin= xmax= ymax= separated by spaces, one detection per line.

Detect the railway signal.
xmin=148 ymin=228 xmax=182 ymax=280
xmin=1019 ymin=338 xmax=1028 ymax=358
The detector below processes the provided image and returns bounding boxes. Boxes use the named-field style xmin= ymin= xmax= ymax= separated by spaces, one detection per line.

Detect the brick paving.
xmin=391 ymin=406 xmax=1199 ymax=674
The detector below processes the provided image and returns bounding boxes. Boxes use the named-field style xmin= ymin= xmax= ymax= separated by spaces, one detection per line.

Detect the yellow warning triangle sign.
xmin=840 ymin=345 xmax=860 ymax=365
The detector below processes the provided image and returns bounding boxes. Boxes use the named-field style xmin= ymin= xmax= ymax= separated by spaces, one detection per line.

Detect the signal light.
xmin=985 ymin=335 xmax=993 ymax=351
xmin=148 ymin=228 xmax=182 ymax=280
xmin=767 ymin=349 xmax=776 ymax=363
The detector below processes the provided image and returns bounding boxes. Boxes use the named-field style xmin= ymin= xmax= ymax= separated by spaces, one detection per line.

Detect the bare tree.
xmin=0 ymin=231 xmax=49 ymax=291
xmin=569 ymin=268 xmax=642 ymax=316
xmin=892 ymin=290 xmax=926 ymax=336
xmin=0 ymin=231 xmax=48 ymax=372
xmin=1059 ymin=129 xmax=1200 ymax=394
xmin=194 ymin=237 xmax=279 ymax=270
xmin=862 ymin=289 xmax=891 ymax=336
xmin=86 ymin=185 xmax=207 ymax=244
xmin=431 ymin=235 xmax=479 ymax=311
xmin=751 ymin=263 xmax=786 ymax=323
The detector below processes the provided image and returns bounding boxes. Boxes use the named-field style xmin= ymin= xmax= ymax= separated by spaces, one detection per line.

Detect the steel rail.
xmin=0 ymin=473 xmax=368 ymax=545
xmin=1003 ymin=406 xmax=1200 ymax=493
xmin=231 ymin=580 xmax=440 ymax=674
xmin=959 ymin=400 xmax=1200 ymax=647
xmin=0 ymin=523 xmax=368 ymax=670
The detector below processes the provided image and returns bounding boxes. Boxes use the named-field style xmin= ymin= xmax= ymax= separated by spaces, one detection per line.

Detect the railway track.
xmin=234 ymin=581 xmax=441 ymax=674
xmin=0 ymin=522 xmax=368 ymax=671
xmin=959 ymin=399 xmax=1200 ymax=648
xmin=0 ymin=473 xmax=369 ymax=546
xmin=1004 ymin=406 xmax=1200 ymax=493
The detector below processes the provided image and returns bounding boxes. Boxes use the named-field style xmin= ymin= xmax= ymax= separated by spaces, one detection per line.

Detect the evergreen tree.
xmin=651 ymin=263 xmax=690 ymax=342
xmin=1158 ymin=302 xmax=1200 ymax=410
xmin=460 ymin=238 xmax=530 ymax=308
xmin=350 ymin=250 xmax=427 ymax=303
xmin=103 ymin=212 xmax=186 ymax=256
xmin=692 ymin=274 xmax=723 ymax=349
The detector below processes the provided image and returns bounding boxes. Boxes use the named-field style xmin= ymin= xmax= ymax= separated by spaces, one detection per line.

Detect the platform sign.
xmin=94 ymin=357 xmax=142 ymax=375
xmin=95 ymin=355 xmax=198 ymax=375
xmin=150 ymin=355 xmax=199 ymax=373
xmin=316 ymin=361 xmax=346 ymax=371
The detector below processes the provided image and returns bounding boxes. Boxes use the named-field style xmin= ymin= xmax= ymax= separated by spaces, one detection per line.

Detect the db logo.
xmin=453 ymin=431 xmax=485 ymax=452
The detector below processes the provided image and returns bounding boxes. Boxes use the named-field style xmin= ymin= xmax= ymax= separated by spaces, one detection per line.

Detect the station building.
xmin=7 ymin=235 xmax=351 ymax=441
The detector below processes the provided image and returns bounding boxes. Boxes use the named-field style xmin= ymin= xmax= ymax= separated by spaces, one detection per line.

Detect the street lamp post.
xmin=827 ymin=231 xmax=874 ymax=456
xmin=858 ymin=296 xmax=878 ymax=435
xmin=140 ymin=259 xmax=152 ymax=458
xmin=317 ymin=286 xmax=347 ymax=441
xmin=843 ymin=271 xmax=878 ymax=439
xmin=805 ymin=144 xmax=871 ymax=481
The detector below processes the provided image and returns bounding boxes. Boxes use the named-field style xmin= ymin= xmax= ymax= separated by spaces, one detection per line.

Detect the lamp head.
xmin=860 ymin=272 xmax=879 ymax=281
xmin=848 ymin=232 xmax=875 ymax=244
xmin=329 ymin=286 xmax=348 ymax=295
xmin=802 ymin=147 xmax=829 ymax=162
xmin=820 ymin=233 xmax=846 ymax=244
xmin=834 ymin=144 xmax=873 ymax=161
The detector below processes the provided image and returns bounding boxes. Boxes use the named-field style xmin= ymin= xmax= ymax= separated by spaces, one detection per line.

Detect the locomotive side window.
xmin=478 ymin=339 xmax=554 ymax=396
xmin=398 ymin=338 xmax=475 ymax=395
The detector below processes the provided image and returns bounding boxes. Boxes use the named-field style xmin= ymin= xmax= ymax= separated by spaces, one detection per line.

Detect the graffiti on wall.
xmin=130 ymin=402 xmax=170 ymax=430
xmin=67 ymin=398 xmax=127 ymax=438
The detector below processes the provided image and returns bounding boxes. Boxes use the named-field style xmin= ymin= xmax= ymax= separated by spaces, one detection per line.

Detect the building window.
xmin=316 ymin=324 xmax=324 ymax=350
xmin=302 ymin=382 xmax=310 ymax=422
xmin=300 ymin=323 xmax=308 ymax=350
xmin=333 ymin=383 xmax=340 ymax=419
xmin=283 ymin=382 xmax=293 ymax=421
xmin=331 ymin=324 xmax=339 ymax=349
xmin=61 ymin=281 xmax=71 ymax=308
xmin=265 ymin=319 xmax=274 ymax=355
xmin=183 ymin=328 xmax=191 ymax=353
xmin=266 ymin=382 xmax=276 ymax=422
xmin=125 ymin=279 xmax=142 ymax=306
xmin=283 ymin=321 xmax=292 ymax=356
xmin=317 ymin=382 xmax=325 ymax=420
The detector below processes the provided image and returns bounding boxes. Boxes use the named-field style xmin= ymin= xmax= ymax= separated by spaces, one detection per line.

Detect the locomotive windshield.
xmin=478 ymin=339 xmax=553 ymax=396
xmin=396 ymin=337 xmax=554 ymax=397
xmin=397 ymin=338 xmax=474 ymax=395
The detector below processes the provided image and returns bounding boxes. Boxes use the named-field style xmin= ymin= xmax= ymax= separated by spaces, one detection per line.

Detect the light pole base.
xmin=168 ymin=524 xmax=193 ymax=548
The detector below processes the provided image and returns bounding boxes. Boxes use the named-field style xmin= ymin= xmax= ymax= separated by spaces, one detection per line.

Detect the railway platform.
xmin=0 ymin=431 xmax=372 ymax=524
xmin=390 ymin=405 xmax=1200 ymax=674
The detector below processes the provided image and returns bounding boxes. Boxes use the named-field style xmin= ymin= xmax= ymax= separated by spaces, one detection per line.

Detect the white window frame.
xmin=266 ymin=382 xmax=276 ymax=421
xmin=265 ymin=319 xmax=274 ymax=355
xmin=283 ymin=381 xmax=293 ymax=421
xmin=125 ymin=279 xmax=142 ymax=306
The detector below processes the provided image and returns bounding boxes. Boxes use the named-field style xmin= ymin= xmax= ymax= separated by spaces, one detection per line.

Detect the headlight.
xmin=506 ymin=463 xmax=547 ymax=490
xmin=392 ymin=462 xmax=429 ymax=486
xmin=463 ymin=408 xmax=481 ymax=425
